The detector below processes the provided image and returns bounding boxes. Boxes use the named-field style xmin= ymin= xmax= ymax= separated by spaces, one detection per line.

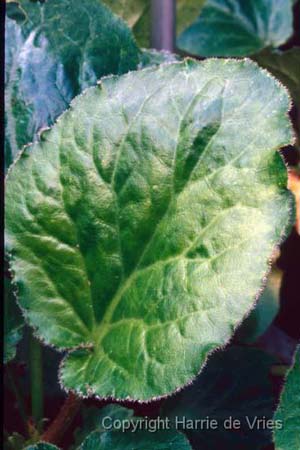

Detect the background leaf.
xmin=178 ymin=0 xmax=294 ymax=57
xmin=273 ymin=348 xmax=300 ymax=450
xmin=73 ymin=404 xmax=191 ymax=450
xmin=79 ymin=430 xmax=191 ymax=450
xmin=234 ymin=267 xmax=281 ymax=344
xmin=6 ymin=59 xmax=293 ymax=401
xmin=4 ymin=277 xmax=24 ymax=364
xmin=102 ymin=0 xmax=205 ymax=48
xmin=5 ymin=0 xmax=139 ymax=168
xmin=162 ymin=346 xmax=276 ymax=450
xmin=25 ymin=444 xmax=60 ymax=450
xmin=254 ymin=48 xmax=300 ymax=105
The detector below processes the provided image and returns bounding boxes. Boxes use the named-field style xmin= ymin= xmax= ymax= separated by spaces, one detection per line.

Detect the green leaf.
xmin=80 ymin=429 xmax=191 ymax=450
xmin=4 ymin=277 xmax=24 ymax=364
xmin=274 ymin=348 xmax=300 ymax=450
xmin=72 ymin=405 xmax=134 ymax=448
xmin=176 ymin=0 xmax=206 ymax=35
xmin=162 ymin=346 xmax=276 ymax=450
xmin=254 ymin=48 xmax=300 ymax=105
xmin=102 ymin=0 xmax=149 ymax=28
xmin=5 ymin=59 xmax=294 ymax=401
xmin=5 ymin=0 xmax=139 ymax=168
xmin=25 ymin=444 xmax=60 ymax=450
xmin=178 ymin=0 xmax=294 ymax=57
xmin=74 ymin=404 xmax=191 ymax=450
xmin=138 ymin=49 xmax=180 ymax=68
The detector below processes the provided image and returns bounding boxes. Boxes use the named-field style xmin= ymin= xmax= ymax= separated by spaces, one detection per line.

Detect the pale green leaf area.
xmin=4 ymin=277 xmax=24 ymax=364
xmin=5 ymin=0 xmax=139 ymax=168
xmin=178 ymin=0 xmax=294 ymax=57
xmin=6 ymin=59 xmax=294 ymax=400
xmin=162 ymin=346 xmax=276 ymax=450
xmin=254 ymin=48 xmax=300 ymax=105
xmin=274 ymin=349 xmax=300 ymax=450
xmin=139 ymin=48 xmax=180 ymax=68
xmin=80 ymin=429 xmax=191 ymax=450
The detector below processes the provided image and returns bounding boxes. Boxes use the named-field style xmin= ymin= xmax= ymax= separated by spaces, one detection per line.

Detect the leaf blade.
xmin=178 ymin=0 xmax=294 ymax=57
xmin=6 ymin=59 xmax=294 ymax=400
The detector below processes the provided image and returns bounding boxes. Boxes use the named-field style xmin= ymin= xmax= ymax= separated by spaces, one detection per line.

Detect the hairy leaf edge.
xmin=5 ymin=57 xmax=296 ymax=402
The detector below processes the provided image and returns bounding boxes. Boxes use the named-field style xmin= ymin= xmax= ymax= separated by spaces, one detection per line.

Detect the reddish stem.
xmin=41 ymin=393 xmax=82 ymax=446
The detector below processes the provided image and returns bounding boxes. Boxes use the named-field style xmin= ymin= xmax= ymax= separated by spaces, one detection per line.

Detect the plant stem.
xmin=151 ymin=0 xmax=176 ymax=51
xmin=29 ymin=332 xmax=43 ymax=429
xmin=42 ymin=393 xmax=82 ymax=446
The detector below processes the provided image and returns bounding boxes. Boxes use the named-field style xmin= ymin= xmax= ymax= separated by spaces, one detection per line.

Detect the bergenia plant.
xmin=4 ymin=1 xmax=300 ymax=449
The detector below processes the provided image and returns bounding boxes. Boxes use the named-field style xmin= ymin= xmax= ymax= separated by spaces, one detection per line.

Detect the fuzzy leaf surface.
xmin=178 ymin=0 xmax=293 ymax=57
xmin=274 ymin=349 xmax=300 ymax=450
xmin=6 ymin=60 xmax=293 ymax=400
xmin=5 ymin=0 xmax=139 ymax=168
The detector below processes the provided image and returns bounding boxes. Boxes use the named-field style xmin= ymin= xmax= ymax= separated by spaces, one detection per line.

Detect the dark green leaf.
xmin=163 ymin=346 xmax=276 ymax=450
xmin=178 ymin=0 xmax=294 ymax=57
xmin=274 ymin=348 xmax=300 ymax=450
xmin=254 ymin=48 xmax=300 ymax=105
xmin=5 ymin=0 xmax=139 ymax=168
xmin=6 ymin=59 xmax=294 ymax=400
xmin=79 ymin=429 xmax=191 ymax=450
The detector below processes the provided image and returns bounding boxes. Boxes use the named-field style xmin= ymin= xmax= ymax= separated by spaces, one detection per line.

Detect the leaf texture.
xmin=5 ymin=0 xmax=139 ymax=168
xmin=178 ymin=0 xmax=293 ymax=57
xmin=6 ymin=59 xmax=294 ymax=400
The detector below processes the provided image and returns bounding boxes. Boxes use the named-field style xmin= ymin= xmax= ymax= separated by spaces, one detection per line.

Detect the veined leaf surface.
xmin=6 ymin=59 xmax=294 ymax=400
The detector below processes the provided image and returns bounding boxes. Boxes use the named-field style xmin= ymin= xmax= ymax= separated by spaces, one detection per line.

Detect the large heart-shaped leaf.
xmin=6 ymin=59 xmax=294 ymax=401
xmin=5 ymin=0 xmax=139 ymax=168
xmin=273 ymin=348 xmax=300 ymax=450
xmin=162 ymin=346 xmax=276 ymax=449
xmin=178 ymin=0 xmax=294 ymax=57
